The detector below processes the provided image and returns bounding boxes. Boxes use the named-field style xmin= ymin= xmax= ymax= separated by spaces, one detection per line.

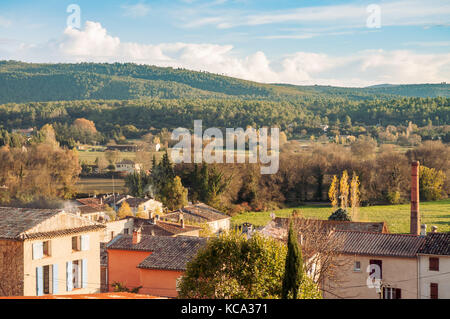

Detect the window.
xmin=36 ymin=264 xmax=58 ymax=296
xmin=72 ymin=260 xmax=81 ymax=289
xmin=369 ymin=259 xmax=383 ymax=280
xmin=354 ymin=261 xmax=361 ymax=272
xmin=72 ymin=236 xmax=80 ymax=251
xmin=43 ymin=241 xmax=51 ymax=257
xmin=430 ymin=283 xmax=438 ymax=299
xmin=72 ymin=235 xmax=89 ymax=251
xmin=43 ymin=265 xmax=51 ymax=295
xmin=429 ymin=257 xmax=439 ymax=271
xmin=124 ymin=229 xmax=129 ymax=235
xmin=383 ymin=287 xmax=401 ymax=299
xmin=66 ymin=260 xmax=87 ymax=292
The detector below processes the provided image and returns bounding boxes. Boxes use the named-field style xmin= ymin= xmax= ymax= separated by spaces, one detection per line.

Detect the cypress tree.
xmin=282 ymin=221 xmax=303 ymax=299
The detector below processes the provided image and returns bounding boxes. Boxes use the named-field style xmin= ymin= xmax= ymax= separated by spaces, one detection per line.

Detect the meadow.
xmin=231 ymin=199 xmax=450 ymax=234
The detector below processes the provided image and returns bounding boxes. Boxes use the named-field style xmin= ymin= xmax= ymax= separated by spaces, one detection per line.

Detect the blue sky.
xmin=0 ymin=0 xmax=449 ymax=86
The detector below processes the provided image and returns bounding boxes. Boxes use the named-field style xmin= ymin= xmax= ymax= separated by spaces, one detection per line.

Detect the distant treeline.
xmin=0 ymin=97 xmax=448 ymax=139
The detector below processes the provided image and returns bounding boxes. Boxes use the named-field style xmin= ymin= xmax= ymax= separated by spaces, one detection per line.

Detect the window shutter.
xmin=52 ymin=264 xmax=58 ymax=295
xmin=66 ymin=261 xmax=73 ymax=292
xmin=82 ymin=259 xmax=88 ymax=289
xmin=32 ymin=242 xmax=43 ymax=260
xmin=395 ymin=288 xmax=402 ymax=299
xmin=36 ymin=267 xmax=43 ymax=296
xmin=81 ymin=235 xmax=90 ymax=251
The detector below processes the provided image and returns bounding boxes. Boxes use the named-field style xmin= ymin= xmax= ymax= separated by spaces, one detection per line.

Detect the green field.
xmin=231 ymin=199 xmax=450 ymax=234
xmin=77 ymin=150 xmax=137 ymax=164
xmin=76 ymin=178 xmax=127 ymax=194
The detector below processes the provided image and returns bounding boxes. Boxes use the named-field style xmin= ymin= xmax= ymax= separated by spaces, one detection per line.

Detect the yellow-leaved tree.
xmin=117 ymin=201 xmax=134 ymax=220
xmin=328 ymin=175 xmax=339 ymax=209
xmin=339 ymin=170 xmax=349 ymax=209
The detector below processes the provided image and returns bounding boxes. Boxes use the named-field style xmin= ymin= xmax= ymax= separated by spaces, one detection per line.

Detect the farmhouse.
xmin=0 ymin=207 xmax=105 ymax=297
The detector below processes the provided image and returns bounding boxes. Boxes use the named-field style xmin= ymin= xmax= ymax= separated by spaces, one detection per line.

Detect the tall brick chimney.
xmin=132 ymin=227 xmax=142 ymax=244
xmin=410 ymin=161 xmax=420 ymax=236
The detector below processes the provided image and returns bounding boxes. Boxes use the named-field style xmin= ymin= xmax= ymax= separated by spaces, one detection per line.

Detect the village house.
xmin=322 ymin=231 xmax=425 ymax=299
xmin=106 ymin=230 xmax=206 ymax=298
xmin=0 ymin=207 xmax=105 ymax=297
xmin=163 ymin=203 xmax=230 ymax=234
xmin=115 ymin=159 xmax=142 ymax=173
xmin=417 ymin=231 xmax=450 ymax=299
xmin=127 ymin=216 xmax=202 ymax=237
xmin=119 ymin=197 xmax=163 ymax=217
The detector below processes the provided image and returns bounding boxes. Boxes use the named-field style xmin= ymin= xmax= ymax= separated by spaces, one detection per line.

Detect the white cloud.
xmin=181 ymin=0 xmax=450 ymax=31
xmin=121 ymin=2 xmax=151 ymax=18
xmin=3 ymin=21 xmax=450 ymax=87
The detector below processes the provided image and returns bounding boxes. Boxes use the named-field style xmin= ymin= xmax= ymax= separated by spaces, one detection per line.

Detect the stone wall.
xmin=0 ymin=240 xmax=24 ymax=296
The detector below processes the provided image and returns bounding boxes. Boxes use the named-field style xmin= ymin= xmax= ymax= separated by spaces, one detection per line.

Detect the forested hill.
xmin=0 ymin=61 xmax=449 ymax=104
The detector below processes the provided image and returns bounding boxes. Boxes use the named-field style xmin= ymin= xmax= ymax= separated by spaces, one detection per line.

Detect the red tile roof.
xmin=335 ymin=231 xmax=426 ymax=258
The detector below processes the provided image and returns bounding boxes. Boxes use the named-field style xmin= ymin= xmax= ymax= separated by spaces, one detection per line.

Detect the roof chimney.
xmin=420 ymin=224 xmax=427 ymax=236
xmin=180 ymin=213 xmax=185 ymax=228
xmin=431 ymin=226 xmax=438 ymax=233
xmin=410 ymin=161 xmax=420 ymax=236
xmin=132 ymin=227 xmax=142 ymax=244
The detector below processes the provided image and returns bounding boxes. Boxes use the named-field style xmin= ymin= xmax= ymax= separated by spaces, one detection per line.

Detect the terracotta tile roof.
xmin=76 ymin=198 xmax=103 ymax=207
xmin=123 ymin=198 xmax=150 ymax=208
xmin=103 ymin=194 xmax=129 ymax=206
xmin=132 ymin=217 xmax=201 ymax=236
xmin=418 ymin=233 xmax=450 ymax=256
xmin=1 ymin=292 xmax=165 ymax=299
xmin=334 ymin=231 xmax=426 ymax=258
xmin=107 ymin=235 xmax=207 ymax=271
xmin=0 ymin=207 xmax=62 ymax=239
xmin=164 ymin=203 xmax=229 ymax=224
xmin=0 ymin=207 xmax=105 ymax=240
xmin=76 ymin=205 xmax=107 ymax=214
xmin=21 ymin=225 xmax=105 ymax=240
xmin=274 ymin=217 xmax=388 ymax=233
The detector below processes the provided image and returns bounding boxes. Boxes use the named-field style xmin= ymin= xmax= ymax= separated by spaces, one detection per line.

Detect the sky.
xmin=0 ymin=0 xmax=449 ymax=87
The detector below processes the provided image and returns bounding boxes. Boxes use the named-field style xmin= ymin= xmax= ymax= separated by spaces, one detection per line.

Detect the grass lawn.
xmin=77 ymin=151 xmax=136 ymax=164
xmin=76 ymin=177 xmax=126 ymax=194
xmin=231 ymin=199 xmax=450 ymax=234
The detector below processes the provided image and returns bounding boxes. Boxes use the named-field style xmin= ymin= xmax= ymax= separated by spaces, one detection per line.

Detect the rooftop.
xmin=164 ymin=203 xmax=229 ymax=224
xmin=418 ymin=232 xmax=450 ymax=256
xmin=0 ymin=207 xmax=105 ymax=240
xmin=334 ymin=231 xmax=426 ymax=258
xmin=132 ymin=217 xmax=202 ymax=236
xmin=273 ymin=217 xmax=388 ymax=233
xmin=107 ymin=235 xmax=207 ymax=271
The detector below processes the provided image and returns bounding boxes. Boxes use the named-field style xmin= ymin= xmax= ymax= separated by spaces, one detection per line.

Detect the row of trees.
xmin=0 ymin=96 xmax=448 ymax=143
xmin=0 ymin=125 xmax=81 ymax=205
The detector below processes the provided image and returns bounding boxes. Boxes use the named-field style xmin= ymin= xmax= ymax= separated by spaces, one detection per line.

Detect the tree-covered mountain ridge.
xmin=1 ymin=60 xmax=449 ymax=104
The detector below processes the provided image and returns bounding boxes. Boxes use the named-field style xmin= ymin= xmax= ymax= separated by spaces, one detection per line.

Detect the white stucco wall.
xmin=418 ymin=255 xmax=450 ymax=299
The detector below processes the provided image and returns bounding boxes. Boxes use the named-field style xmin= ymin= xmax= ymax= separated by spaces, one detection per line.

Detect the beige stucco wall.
xmin=418 ymin=255 xmax=450 ymax=299
xmin=323 ymin=255 xmax=418 ymax=299
xmin=102 ymin=219 xmax=133 ymax=243
xmin=23 ymin=230 xmax=102 ymax=296
xmin=208 ymin=218 xmax=230 ymax=233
